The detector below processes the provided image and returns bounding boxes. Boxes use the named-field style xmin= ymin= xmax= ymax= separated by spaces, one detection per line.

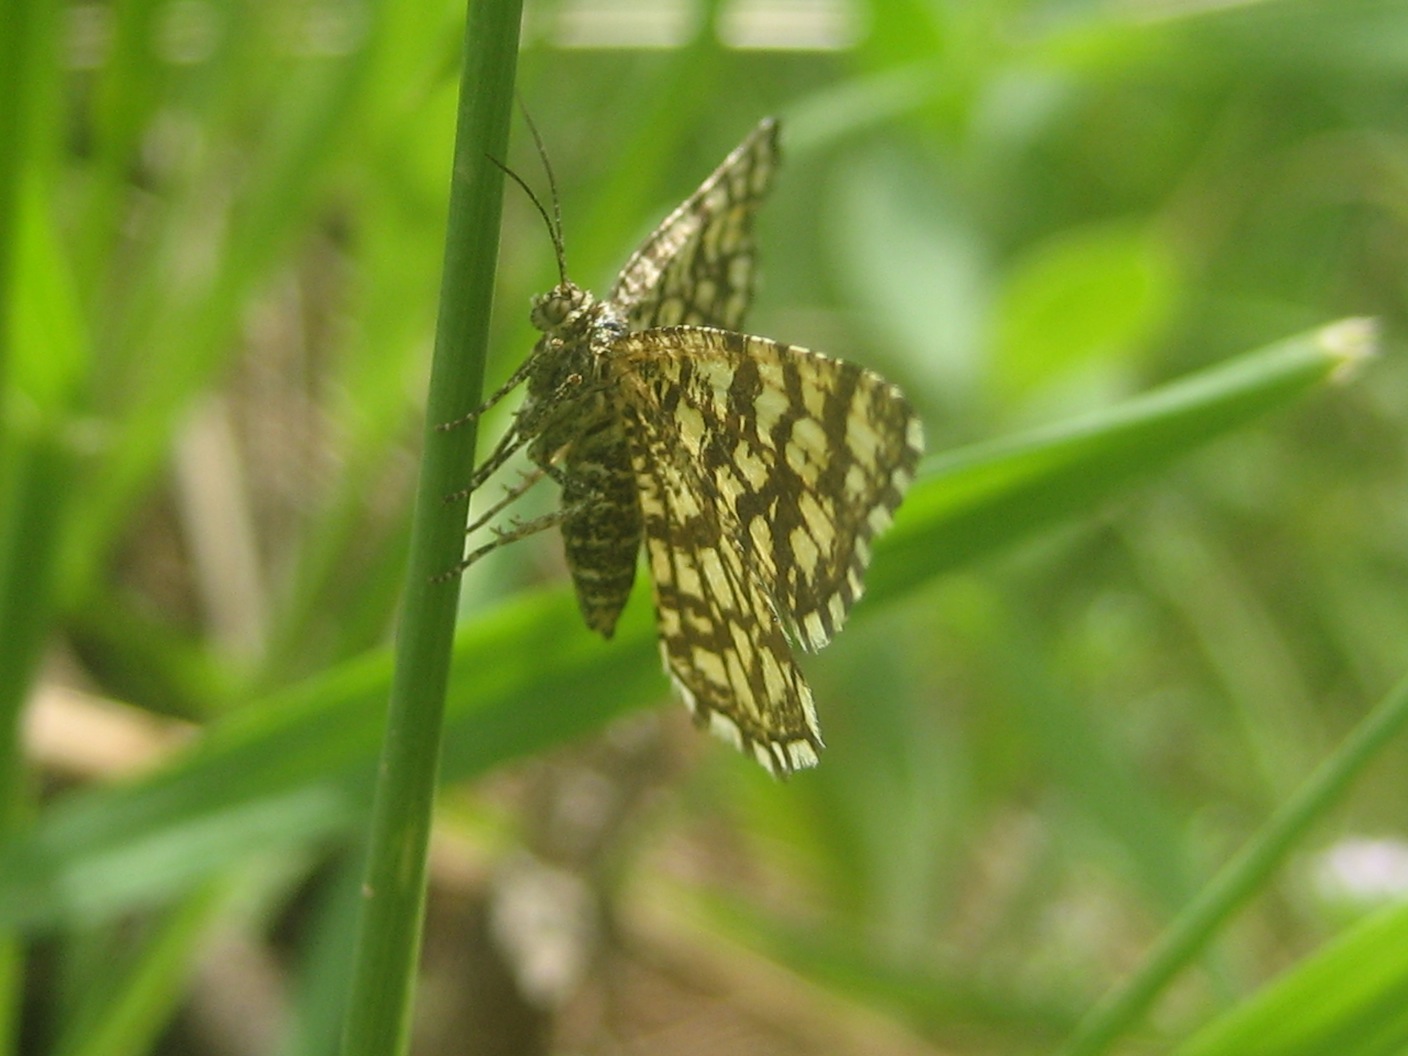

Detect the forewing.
xmin=626 ymin=400 xmax=823 ymax=776
xmin=616 ymin=327 xmax=924 ymax=651
xmin=608 ymin=118 xmax=779 ymax=332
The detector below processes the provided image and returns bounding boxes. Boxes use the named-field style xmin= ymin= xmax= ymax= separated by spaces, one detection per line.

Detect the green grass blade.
xmin=0 ymin=319 xmax=1371 ymax=934
xmin=337 ymin=1 xmax=522 ymax=1054
xmin=54 ymin=887 xmax=224 ymax=1056
xmin=1058 ymin=667 xmax=1408 ymax=1056
xmin=1 ymin=11 xmax=87 ymax=1042
xmin=867 ymin=318 xmax=1376 ymax=605
xmin=1172 ymin=901 xmax=1408 ymax=1056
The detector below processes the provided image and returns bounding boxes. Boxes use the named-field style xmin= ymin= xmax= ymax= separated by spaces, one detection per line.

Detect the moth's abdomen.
xmin=560 ymin=428 xmax=642 ymax=638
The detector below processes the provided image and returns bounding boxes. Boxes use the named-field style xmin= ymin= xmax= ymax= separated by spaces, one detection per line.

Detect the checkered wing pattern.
xmin=615 ymin=328 xmax=923 ymax=775
xmin=608 ymin=118 xmax=778 ymax=331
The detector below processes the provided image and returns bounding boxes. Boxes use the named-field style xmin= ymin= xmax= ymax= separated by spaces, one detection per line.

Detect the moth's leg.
xmin=432 ymin=506 xmax=568 ymax=582
xmin=443 ymin=424 xmax=530 ymax=504
xmin=462 ymin=466 xmax=548 ymax=538
xmin=437 ymin=354 xmax=538 ymax=432
xmin=442 ymin=370 xmax=577 ymax=505
xmin=443 ymin=372 xmax=595 ymax=498
xmin=432 ymin=487 xmax=613 ymax=583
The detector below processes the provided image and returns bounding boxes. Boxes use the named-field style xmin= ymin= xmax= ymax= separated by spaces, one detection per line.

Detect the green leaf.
xmin=1173 ymin=901 xmax=1408 ymax=1056
xmin=867 ymin=318 xmax=1374 ymax=605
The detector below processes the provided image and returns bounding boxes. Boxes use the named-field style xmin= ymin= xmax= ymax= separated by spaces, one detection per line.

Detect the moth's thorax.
xmin=525 ymin=282 xmax=627 ymax=400
xmin=520 ymin=282 xmax=629 ymax=462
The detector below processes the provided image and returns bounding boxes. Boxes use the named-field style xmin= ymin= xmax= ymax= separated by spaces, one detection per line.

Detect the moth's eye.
xmin=529 ymin=296 xmax=563 ymax=331
xmin=530 ymin=283 xmax=586 ymax=332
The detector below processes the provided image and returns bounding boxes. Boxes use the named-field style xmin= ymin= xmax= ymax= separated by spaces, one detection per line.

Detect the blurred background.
xmin=4 ymin=0 xmax=1408 ymax=1053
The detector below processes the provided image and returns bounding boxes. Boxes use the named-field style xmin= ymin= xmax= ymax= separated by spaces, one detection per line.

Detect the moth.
xmin=442 ymin=118 xmax=923 ymax=775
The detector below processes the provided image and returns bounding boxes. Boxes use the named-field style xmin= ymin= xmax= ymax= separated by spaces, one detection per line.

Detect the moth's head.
xmin=530 ymin=282 xmax=594 ymax=336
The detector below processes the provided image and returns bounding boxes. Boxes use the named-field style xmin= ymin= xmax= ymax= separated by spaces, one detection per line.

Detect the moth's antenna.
xmin=486 ymin=153 xmax=568 ymax=286
xmin=517 ymin=103 xmax=568 ymax=285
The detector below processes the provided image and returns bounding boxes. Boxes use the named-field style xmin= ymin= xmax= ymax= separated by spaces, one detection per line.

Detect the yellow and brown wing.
xmin=608 ymin=119 xmax=779 ymax=332
xmin=614 ymin=327 xmax=923 ymax=773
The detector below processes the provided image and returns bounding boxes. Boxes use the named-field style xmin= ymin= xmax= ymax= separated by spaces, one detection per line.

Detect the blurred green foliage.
xmin=2 ymin=0 xmax=1407 ymax=1054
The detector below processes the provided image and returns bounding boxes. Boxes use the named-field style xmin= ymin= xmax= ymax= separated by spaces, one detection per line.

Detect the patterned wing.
xmin=626 ymin=396 xmax=823 ymax=776
xmin=607 ymin=118 xmax=779 ymax=332
xmin=616 ymin=327 xmax=923 ymax=653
